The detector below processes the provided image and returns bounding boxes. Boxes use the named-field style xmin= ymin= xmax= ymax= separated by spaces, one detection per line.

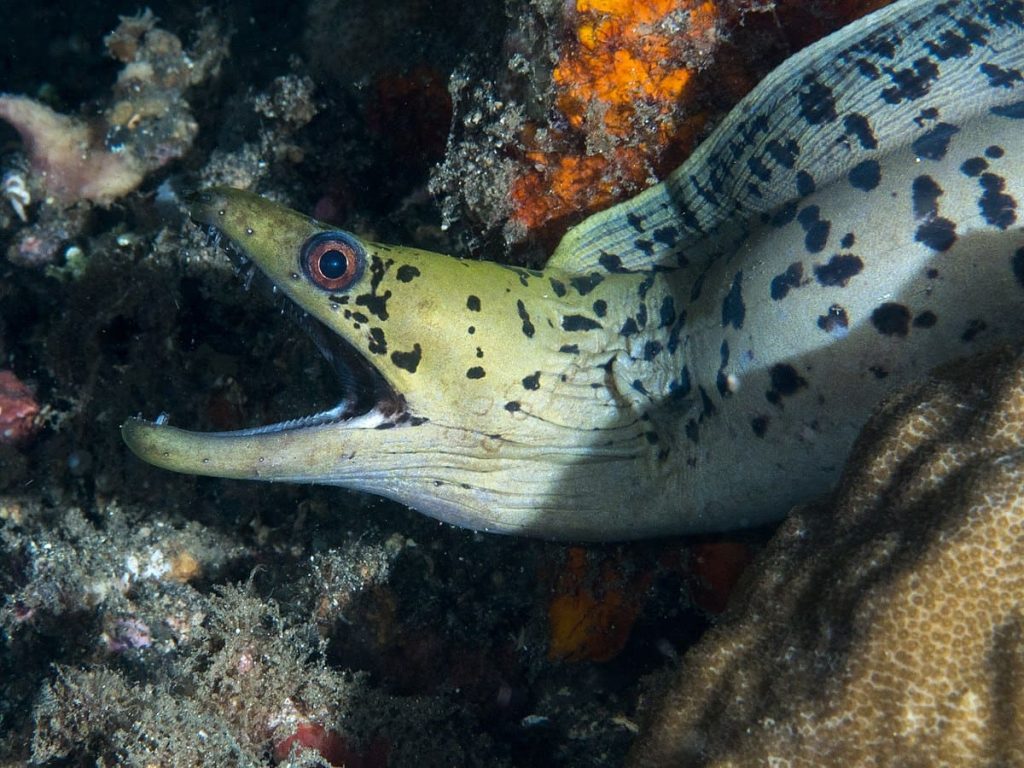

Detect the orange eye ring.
xmin=300 ymin=231 xmax=365 ymax=291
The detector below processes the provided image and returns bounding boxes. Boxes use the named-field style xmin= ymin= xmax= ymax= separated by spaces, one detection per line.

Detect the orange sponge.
xmin=510 ymin=0 xmax=718 ymax=236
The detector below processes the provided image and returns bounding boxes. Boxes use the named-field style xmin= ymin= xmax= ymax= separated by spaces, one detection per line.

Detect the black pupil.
xmin=319 ymin=249 xmax=348 ymax=279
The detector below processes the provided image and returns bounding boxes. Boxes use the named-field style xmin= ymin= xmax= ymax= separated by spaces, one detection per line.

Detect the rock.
xmin=629 ymin=344 xmax=1024 ymax=767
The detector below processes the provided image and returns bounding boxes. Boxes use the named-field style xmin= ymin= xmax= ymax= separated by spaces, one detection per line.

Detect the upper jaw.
xmin=171 ymin=189 xmax=411 ymax=434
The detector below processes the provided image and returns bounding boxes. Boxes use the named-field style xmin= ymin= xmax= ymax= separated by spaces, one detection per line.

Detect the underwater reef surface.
xmin=9 ymin=0 xmax=1009 ymax=766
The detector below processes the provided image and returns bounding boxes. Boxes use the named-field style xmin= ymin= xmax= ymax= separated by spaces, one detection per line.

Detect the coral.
xmin=272 ymin=718 xmax=389 ymax=767
xmin=0 ymin=370 xmax=39 ymax=444
xmin=547 ymin=547 xmax=651 ymax=662
xmin=0 ymin=95 xmax=145 ymax=206
xmin=508 ymin=0 xmax=718 ymax=237
xmin=629 ymin=344 xmax=1024 ymax=767
xmin=0 ymin=10 xmax=225 ymax=264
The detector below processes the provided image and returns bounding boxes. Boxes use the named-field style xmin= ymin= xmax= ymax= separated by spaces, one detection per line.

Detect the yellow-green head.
xmin=123 ymin=188 xmax=677 ymax=539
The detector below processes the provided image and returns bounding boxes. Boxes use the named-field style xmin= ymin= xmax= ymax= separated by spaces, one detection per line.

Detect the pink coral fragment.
xmin=0 ymin=369 xmax=40 ymax=444
xmin=0 ymin=94 xmax=143 ymax=206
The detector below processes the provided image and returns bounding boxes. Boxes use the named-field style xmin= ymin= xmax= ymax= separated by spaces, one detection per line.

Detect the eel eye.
xmin=301 ymin=231 xmax=365 ymax=291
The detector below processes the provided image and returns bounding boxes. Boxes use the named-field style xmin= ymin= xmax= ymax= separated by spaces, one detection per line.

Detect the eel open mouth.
xmin=121 ymin=186 xmax=431 ymax=487
xmin=202 ymin=220 xmax=406 ymax=436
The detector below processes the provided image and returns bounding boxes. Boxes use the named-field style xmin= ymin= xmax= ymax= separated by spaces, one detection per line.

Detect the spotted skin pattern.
xmin=123 ymin=0 xmax=1024 ymax=540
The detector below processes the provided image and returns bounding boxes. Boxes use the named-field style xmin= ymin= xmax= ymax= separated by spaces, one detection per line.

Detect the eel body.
xmin=123 ymin=0 xmax=1024 ymax=540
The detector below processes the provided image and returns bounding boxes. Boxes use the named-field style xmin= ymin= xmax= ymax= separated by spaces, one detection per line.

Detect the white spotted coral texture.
xmin=630 ymin=344 xmax=1024 ymax=767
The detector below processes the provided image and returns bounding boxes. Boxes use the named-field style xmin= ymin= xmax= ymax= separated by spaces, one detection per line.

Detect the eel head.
xmin=122 ymin=188 xmax=660 ymax=538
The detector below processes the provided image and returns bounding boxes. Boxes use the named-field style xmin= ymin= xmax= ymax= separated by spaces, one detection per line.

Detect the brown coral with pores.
xmin=630 ymin=344 xmax=1024 ymax=767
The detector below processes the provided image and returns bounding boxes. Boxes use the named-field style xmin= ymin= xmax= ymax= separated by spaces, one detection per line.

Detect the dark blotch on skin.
xmin=980 ymin=62 xmax=1024 ymax=88
xmin=751 ymin=415 xmax=769 ymax=438
xmin=985 ymin=145 xmax=1005 ymax=159
xmin=843 ymin=113 xmax=878 ymax=149
xmin=840 ymin=232 xmax=855 ymax=248
xmin=396 ymin=265 xmax=420 ymax=283
xmin=771 ymin=201 xmax=798 ymax=228
xmin=915 ymin=217 xmax=958 ymax=251
xmin=667 ymin=311 xmax=687 ymax=354
xmin=559 ymin=344 xmax=579 ymax=354
xmin=923 ymin=24 xmax=974 ymax=60
xmin=765 ymin=363 xmax=807 ymax=405
xmin=368 ymin=327 xmax=387 ymax=355
xmin=911 ymin=122 xmax=959 ymax=160
xmin=634 ymin=239 xmax=655 ymax=255
xmin=517 ymin=300 xmax=536 ymax=338
xmin=699 ymin=386 xmax=717 ymax=418
xmin=770 ymin=262 xmax=804 ymax=300
xmin=570 ymin=272 xmax=605 ymax=295
xmin=869 ymin=365 xmax=889 ymax=379
xmin=549 ymin=278 xmax=567 ymax=297
xmin=990 ymin=100 xmax=1024 ymax=119
xmin=670 ymin=365 xmax=692 ymax=402
xmin=913 ymin=310 xmax=938 ymax=328
xmin=522 ymin=371 xmax=541 ymax=390
xmin=798 ymin=75 xmax=837 ymax=124
xmin=391 ymin=343 xmax=422 ymax=373
xmin=721 ymin=271 xmax=745 ymax=329
xmin=357 ymin=256 xmax=393 ymax=320
xmin=563 ymin=314 xmax=602 ymax=332
xmin=871 ymin=302 xmax=911 ymax=336
xmin=960 ymin=156 xmax=988 ymax=177
xmin=848 ymin=159 xmax=881 ymax=191
xmin=766 ymin=137 xmax=799 ymax=168
xmin=466 ymin=295 xmax=481 ymax=311
xmin=855 ymin=57 xmax=880 ymax=80
xmin=748 ymin=154 xmax=772 ymax=182
xmin=796 ymin=170 xmax=816 ymax=196
xmin=817 ymin=304 xmax=849 ymax=333
xmin=912 ymin=174 xmax=943 ymax=218
xmin=599 ymin=252 xmax=630 ymax=273
xmin=659 ymin=296 xmax=676 ymax=328
xmin=962 ymin=318 xmax=987 ymax=342
xmin=882 ymin=58 xmax=940 ymax=104
xmin=978 ymin=172 xmax=1017 ymax=229
xmin=797 ymin=205 xmax=830 ymax=253
xmin=466 ymin=366 xmax=486 ymax=379
xmin=814 ymin=254 xmax=863 ymax=287
xmin=643 ymin=341 xmax=663 ymax=361
xmin=653 ymin=226 xmax=679 ymax=247
xmin=1013 ymin=247 xmax=1024 ymax=289
xmin=504 ymin=401 xmax=521 ymax=412
xmin=592 ymin=299 xmax=608 ymax=318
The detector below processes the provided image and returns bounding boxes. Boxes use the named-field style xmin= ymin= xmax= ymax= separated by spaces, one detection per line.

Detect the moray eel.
xmin=123 ymin=0 xmax=1024 ymax=540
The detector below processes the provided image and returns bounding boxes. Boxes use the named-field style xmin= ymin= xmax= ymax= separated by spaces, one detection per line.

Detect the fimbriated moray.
xmin=123 ymin=0 xmax=1024 ymax=540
